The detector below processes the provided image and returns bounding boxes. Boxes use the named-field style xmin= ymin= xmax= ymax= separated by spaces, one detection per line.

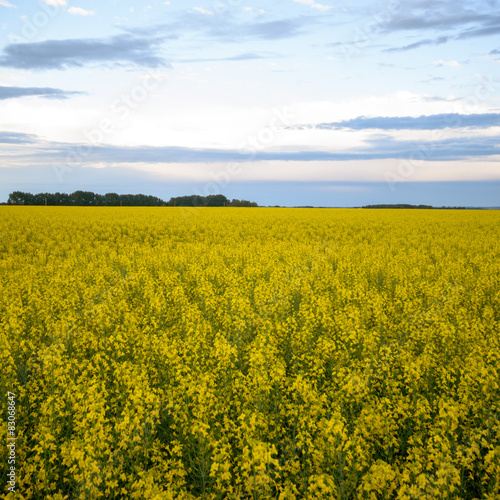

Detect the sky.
xmin=0 ymin=0 xmax=499 ymax=206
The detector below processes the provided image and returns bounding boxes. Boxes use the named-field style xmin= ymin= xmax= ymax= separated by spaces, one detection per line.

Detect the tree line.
xmin=168 ymin=195 xmax=257 ymax=207
xmin=6 ymin=191 xmax=258 ymax=207
xmin=361 ymin=204 xmax=467 ymax=209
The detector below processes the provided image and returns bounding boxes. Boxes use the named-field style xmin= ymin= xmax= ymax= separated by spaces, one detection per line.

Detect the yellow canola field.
xmin=1 ymin=207 xmax=499 ymax=500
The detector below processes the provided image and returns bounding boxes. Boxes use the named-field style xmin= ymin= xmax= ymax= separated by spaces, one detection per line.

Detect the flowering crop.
xmin=1 ymin=207 xmax=499 ymax=499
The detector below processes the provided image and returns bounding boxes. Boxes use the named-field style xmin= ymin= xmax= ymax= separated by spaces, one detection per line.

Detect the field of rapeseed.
xmin=1 ymin=207 xmax=499 ymax=499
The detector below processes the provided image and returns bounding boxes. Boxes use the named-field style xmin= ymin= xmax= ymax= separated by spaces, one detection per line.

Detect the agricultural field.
xmin=1 ymin=206 xmax=499 ymax=499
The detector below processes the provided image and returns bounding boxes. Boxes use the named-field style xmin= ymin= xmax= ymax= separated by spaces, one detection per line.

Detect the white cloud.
xmin=82 ymin=159 xmax=500 ymax=184
xmin=234 ymin=159 xmax=500 ymax=183
xmin=41 ymin=0 xmax=68 ymax=6
xmin=68 ymin=7 xmax=95 ymax=16
xmin=434 ymin=60 xmax=461 ymax=67
xmin=288 ymin=91 xmax=492 ymax=126
xmin=192 ymin=7 xmax=214 ymax=16
xmin=0 ymin=0 xmax=15 ymax=8
xmin=4 ymin=89 xmax=489 ymax=152
xmin=292 ymin=0 xmax=332 ymax=11
xmin=311 ymin=3 xmax=333 ymax=12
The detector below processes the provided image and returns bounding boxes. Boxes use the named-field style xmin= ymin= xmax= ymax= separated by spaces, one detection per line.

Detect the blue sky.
xmin=0 ymin=0 xmax=499 ymax=206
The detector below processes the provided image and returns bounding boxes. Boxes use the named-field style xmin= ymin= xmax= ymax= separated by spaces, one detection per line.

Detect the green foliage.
xmin=168 ymin=195 xmax=258 ymax=207
xmin=7 ymin=192 xmax=259 ymax=208
xmin=7 ymin=191 xmax=166 ymax=207
xmin=362 ymin=204 xmax=467 ymax=209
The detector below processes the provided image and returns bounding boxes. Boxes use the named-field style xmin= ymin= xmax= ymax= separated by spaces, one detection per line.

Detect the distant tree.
xmin=205 ymin=194 xmax=229 ymax=206
xmin=362 ymin=204 xmax=434 ymax=209
xmin=229 ymin=198 xmax=258 ymax=207
xmin=71 ymin=191 xmax=97 ymax=206
xmin=103 ymin=193 xmax=121 ymax=206
xmin=168 ymin=194 xmax=233 ymax=207
xmin=6 ymin=190 xmax=256 ymax=207
xmin=240 ymin=200 xmax=257 ymax=207
xmin=8 ymin=191 xmax=30 ymax=205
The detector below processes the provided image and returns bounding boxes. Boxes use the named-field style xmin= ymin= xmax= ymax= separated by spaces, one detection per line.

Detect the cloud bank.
xmin=0 ymin=86 xmax=83 ymax=100
xmin=0 ymin=35 xmax=169 ymax=70
xmin=297 ymin=113 xmax=500 ymax=131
